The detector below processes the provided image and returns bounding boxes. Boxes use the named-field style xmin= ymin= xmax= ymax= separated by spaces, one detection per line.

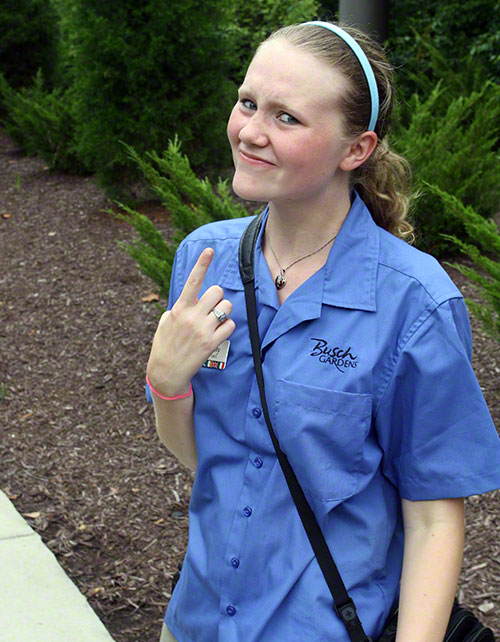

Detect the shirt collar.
xmin=220 ymin=193 xmax=379 ymax=312
xmin=219 ymin=208 xmax=269 ymax=292
xmin=322 ymin=191 xmax=379 ymax=311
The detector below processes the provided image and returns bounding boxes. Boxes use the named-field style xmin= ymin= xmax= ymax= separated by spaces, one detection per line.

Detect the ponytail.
xmin=354 ymin=139 xmax=415 ymax=242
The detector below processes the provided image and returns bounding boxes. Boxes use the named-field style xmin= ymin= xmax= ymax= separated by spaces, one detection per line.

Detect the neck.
xmin=265 ymin=186 xmax=352 ymax=261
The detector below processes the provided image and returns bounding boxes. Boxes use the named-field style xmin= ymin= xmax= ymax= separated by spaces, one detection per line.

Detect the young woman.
xmin=146 ymin=21 xmax=500 ymax=642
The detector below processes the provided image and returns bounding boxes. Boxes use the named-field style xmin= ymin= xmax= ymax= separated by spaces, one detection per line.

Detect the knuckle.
xmin=222 ymin=320 xmax=236 ymax=338
xmin=200 ymin=336 xmax=213 ymax=353
xmin=187 ymin=274 xmax=201 ymax=289
xmin=184 ymin=315 xmax=198 ymax=334
xmin=169 ymin=305 xmax=182 ymax=323
xmin=209 ymin=285 xmax=224 ymax=299
xmin=158 ymin=310 xmax=169 ymax=326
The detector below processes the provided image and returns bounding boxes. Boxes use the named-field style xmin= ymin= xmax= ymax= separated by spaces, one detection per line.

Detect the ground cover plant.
xmin=0 ymin=71 xmax=81 ymax=172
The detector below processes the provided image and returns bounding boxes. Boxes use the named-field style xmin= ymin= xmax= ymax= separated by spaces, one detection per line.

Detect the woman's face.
xmin=227 ymin=38 xmax=353 ymax=207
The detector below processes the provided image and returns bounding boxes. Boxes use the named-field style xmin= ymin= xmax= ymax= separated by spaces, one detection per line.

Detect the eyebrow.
xmin=237 ymin=85 xmax=300 ymax=114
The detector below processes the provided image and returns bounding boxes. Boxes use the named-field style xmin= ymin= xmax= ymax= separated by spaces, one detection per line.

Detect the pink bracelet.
xmin=146 ymin=374 xmax=193 ymax=401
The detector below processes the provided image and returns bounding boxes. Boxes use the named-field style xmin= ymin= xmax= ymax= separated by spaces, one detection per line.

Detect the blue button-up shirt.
xmin=158 ymin=193 xmax=500 ymax=642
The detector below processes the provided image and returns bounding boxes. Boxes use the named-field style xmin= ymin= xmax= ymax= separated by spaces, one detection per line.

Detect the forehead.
xmin=243 ymin=38 xmax=348 ymax=110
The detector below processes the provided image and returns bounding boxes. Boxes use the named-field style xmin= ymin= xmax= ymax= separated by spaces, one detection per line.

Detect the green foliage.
xmin=427 ymin=185 xmax=500 ymax=343
xmin=59 ymin=0 xmax=237 ymax=192
xmin=394 ymin=35 xmax=490 ymax=121
xmin=388 ymin=0 xmax=500 ymax=97
xmin=0 ymin=0 xmax=59 ymax=89
xmin=393 ymin=79 xmax=500 ymax=254
xmin=117 ymin=139 xmax=250 ymax=297
xmin=227 ymin=0 xmax=321 ymax=80
xmin=50 ymin=0 xmax=81 ymax=89
xmin=0 ymin=71 xmax=82 ymax=172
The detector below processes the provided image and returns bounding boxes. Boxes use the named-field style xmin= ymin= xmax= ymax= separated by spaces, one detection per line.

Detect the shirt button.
xmin=243 ymin=506 xmax=252 ymax=517
xmin=226 ymin=604 xmax=236 ymax=616
xmin=252 ymin=407 xmax=262 ymax=418
xmin=253 ymin=457 xmax=263 ymax=468
xmin=231 ymin=557 xmax=240 ymax=568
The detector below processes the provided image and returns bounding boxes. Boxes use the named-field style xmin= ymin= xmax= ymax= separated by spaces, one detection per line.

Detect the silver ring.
xmin=211 ymin=308 xmax=227 ymax=323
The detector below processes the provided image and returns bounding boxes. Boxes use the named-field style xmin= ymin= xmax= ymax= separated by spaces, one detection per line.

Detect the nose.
xmin=238 ymin=112 xmax=269 ymax=147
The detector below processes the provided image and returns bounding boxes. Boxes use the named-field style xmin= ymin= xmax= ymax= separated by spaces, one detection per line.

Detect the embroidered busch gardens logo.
xmin=309 ymin=338 xmax=358 ymax=373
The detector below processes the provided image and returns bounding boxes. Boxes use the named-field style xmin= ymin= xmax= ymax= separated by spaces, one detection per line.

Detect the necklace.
xmin=266 ymin=228 xmax=337 ymax=290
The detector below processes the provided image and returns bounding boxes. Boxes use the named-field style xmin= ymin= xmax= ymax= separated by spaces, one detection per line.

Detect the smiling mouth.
xmin=238 ymin=149 xmax=275 ymax=166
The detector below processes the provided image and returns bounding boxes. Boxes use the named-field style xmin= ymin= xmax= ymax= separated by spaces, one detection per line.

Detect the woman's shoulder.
xmin=377 ymin=227 xmax=461 ymax=306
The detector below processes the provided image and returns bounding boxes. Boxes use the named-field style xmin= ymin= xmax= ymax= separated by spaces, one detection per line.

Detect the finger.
xmin=178 ymin=248 xmax=214 ymax=306
xmin=214 ymin=317 xmax=236 ymax=344
xmin=198 ymin=284 xmax=224 ymax=313
xmin=208 ymin=299 xmax=233 ymax=327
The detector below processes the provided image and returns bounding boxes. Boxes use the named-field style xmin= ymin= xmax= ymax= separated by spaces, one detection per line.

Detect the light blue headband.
xmin=303 ymin=21 xmax=379 ymax=132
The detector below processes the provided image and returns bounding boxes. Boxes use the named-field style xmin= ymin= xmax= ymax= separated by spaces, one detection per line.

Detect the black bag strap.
xmin=238 ymin=214 xmax=371 ymax=642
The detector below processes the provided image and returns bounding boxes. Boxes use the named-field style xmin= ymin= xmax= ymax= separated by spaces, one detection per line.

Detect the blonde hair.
xmin=263 ymin=23 xmax=414 ymax=242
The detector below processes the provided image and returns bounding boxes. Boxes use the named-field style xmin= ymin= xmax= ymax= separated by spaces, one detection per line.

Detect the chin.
xmin=231 ymin=176 xmax=269 ymax=203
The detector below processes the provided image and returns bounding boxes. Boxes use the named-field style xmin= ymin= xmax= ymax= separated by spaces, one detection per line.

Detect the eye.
xmin=278 ymin=112 xmax=299 ymax=125
xmin=240 ymin=98 xmax=257 ymax=111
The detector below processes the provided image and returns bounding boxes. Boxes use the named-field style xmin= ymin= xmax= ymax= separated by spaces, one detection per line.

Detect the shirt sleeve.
xmin=375 ymin=296 xmax=500 ymax=500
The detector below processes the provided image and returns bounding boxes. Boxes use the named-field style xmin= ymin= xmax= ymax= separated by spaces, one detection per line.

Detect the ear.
xmin=339 ymin=131 xmax=378 ymax=172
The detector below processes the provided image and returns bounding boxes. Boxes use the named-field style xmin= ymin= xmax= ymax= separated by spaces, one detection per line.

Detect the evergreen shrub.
xmin=393 ymin=80 xmax=500 ymax=255
xmin=227 ymin=0 xmax=321 ymax=81
xmin=429 ymin=185 xmax=500 ymax=344
xmin=62 ymin=0 xmax=237 ymax=193
xmin=388 ymin=0 xmax=500 ymax=97
xmin=0 ymin=0 xmax=59 ymax=89
xmin=117 ymin=139 xmax=251 ymax=298
xmin=0 ymin=72 xmax=82 ymax=172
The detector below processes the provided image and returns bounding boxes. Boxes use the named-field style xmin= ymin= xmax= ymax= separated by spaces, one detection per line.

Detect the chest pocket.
xmin=273 ymin=379 xmax=372 ymax=502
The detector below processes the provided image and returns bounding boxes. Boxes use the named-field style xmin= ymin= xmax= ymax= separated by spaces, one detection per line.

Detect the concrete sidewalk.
xmin=0 ymin=491 xmax=116 ymax=642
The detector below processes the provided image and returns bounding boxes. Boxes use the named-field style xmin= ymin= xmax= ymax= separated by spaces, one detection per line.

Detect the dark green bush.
xmin=0 ymin=71 xmax=82 ymax=172
xmin=0 ymin=0 xmax=59 ymax=89
xmin=388 ymin=0 xmax=500 ymax=98
xmin=227 ymin=0 xmax=321 ymax=82
xmin=393 ymin=79 xmax=500 ymax=255
xmin=58 ymin=0 xmax=237 ymax=193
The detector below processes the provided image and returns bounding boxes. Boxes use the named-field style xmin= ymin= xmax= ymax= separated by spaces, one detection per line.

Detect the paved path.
xmin=0 ymin=491 xmax=116 ymax=642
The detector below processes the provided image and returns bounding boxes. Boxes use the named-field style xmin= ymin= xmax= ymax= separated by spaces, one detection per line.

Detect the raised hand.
xmin=146 ymin=248 xmax=235 ymax=398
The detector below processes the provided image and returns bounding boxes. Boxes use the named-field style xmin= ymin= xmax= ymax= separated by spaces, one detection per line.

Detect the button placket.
xmin=218 ymin=452 xmax=263 ymax=625
xmin=219 ymin=382 xmax=270 ymax=632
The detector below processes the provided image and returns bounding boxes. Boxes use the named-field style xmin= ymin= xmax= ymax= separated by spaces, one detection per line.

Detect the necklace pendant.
xmin=275 ymin=270 xmax=287 ymax=290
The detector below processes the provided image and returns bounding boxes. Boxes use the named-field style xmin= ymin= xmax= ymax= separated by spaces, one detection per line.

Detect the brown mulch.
xmin=0 ymin=129 xmax=498 ymax=641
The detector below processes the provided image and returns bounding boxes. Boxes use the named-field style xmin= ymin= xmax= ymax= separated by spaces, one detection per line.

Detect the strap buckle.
xmin=335 ymin=600 xmax=373 ymax=642
xmin=335 ymin=598 xmax=357 ymax=623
